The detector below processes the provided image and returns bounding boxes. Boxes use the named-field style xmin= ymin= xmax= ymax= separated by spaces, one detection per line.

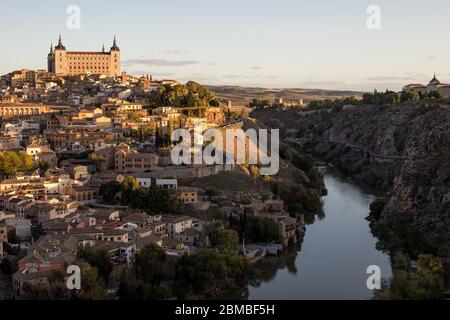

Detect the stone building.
xmin=47 ymin=35 xmax=121 ymax=77
xmin=45 ymin=129 xmax=114 ymax=151
xmin=404 ymin=74 xmax=450 ymax=97
xmin=96 ymin=143 xmax=158 ymax=174
xmin=0 ymin=103 xmax=53 ymax=118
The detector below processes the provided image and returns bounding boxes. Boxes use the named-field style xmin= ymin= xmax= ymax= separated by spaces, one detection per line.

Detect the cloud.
xmin=298 ymin=80 xmax=351 ymax=86
xmin=222 ymin=74 xmax=242 ymax=79
xmin=161 ymin=50 xmax=183 ymax=54
xmin=180 ymin=75 xmax=221 ymax=84
xmin=366 ymin=76 xmax=411 ymax=81
xmin=220 ymin=74 xmax=279 ymax=80
xmin=250 ymin=66 xmax=262 ymax=70
xmin=123 ymin=58 xmax=199 ymax=67
xmin=152 ymin=72 xmax=176 ymax=77
xmin=365 ymin=73 xmax=429 ymax=82
xmin=174 ymin=73 xmax=277 ymax=84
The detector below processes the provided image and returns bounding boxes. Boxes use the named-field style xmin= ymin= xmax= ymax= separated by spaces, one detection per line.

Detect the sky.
xmin=1 ymin=0 xmax=450 ymax=91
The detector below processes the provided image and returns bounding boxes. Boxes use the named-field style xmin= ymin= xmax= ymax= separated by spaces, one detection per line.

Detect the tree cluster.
xmin=0 ymin=151 xmax=35 ymax=175
xmin=249 ymin=98 xmax=272 ymax=109
xmin=362 ymin=90 xmax=400 ymax=105
xmin=78 ymin=248 xmax=113 ymax=286
xmin=99 ymin=177 xmax=177 ymax=214
xmin=118 ymin=244 xmax=172 ymax=300
xmin=174 ymin=249 xmax=248 ymax=298
xmin=307 ymin=96 xmax=360 ymax=110
xmin=375 ymin=252 xmax=448 ymax=300
xmin=148 ymin=81 xmax=219 ymax=108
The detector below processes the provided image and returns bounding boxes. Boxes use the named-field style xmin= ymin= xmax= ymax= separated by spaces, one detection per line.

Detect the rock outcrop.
xmin=253 ymin=104 xmax=450 ymax=245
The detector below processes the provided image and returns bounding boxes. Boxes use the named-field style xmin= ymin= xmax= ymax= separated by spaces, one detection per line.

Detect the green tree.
xmin=122 ymin=176 xmax=139 ymax=192
xmin=392 ymin=251 xmax=411 ymax=271
xmin=78 ymin=263 xmax=106 ymax=300
xmin=410 ymin=91 xmax=421 ymax=102
xmin=78 ymin=248 xmax=113 ymax=286
xmin=401 ymin=90 xmax=421 ymax=102
xmin=148 ymin=81 xmax=218 ymax=108
xmin=249 ymin=99 xmax=271 ymax=109
xmin=205 ymin=187 xmax=218 ymax=199
xmin=428 ymin=91 xmax=442 ymax=99
xmin=89 ymin=153 xmax=104 ymax=172
xmin=368 ymin=199 xmax=386 ymax=222
xmin=215 ymin=229 xmax=239 ymax=253
xmin=155 ymin=125 xmax=165 ymax=148
xmin=99 ymin=181 xmax=121 ymax=204
xmin=121 ymin=176 xmax=140 ymax=204
xmin=382 ymin=90 xmax=400 ymax=104
xmin=174 ymin=249 xmax=248 ymax=298
xmin=416 ymin=254 xmax=445 ymax=289
xmin=7 ymin=229 xmax=20 ymax=245
xmin=0 ymin=152 xmax=35 ymax=174
xmin=127 ymin=112 xmax=141 ymax=122
xmin=362 ymin=93 xmax=374 ymax=104
xmin=102 ymin=181 xmax=176 ymax=214
xmin=375 ymin=253 xmax=447 ymax=300
xmin=244 ymin=216 xmax=280 ymax=243
xmin=136 ymin=186 xmax=175 ymax=214
xmin=118 ymin=279 xmax=172 ymax=300
xmin=38 ymin=160 xmax=49 ymax=172
xmin=0 ymin=258 xmax=13 ymax=275
xmin=134 ymin=244 xmax=167 ymax=286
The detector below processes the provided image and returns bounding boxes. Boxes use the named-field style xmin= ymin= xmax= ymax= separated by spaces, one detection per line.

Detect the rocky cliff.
xmin=252 ymin=104 xmax=450 ymax=250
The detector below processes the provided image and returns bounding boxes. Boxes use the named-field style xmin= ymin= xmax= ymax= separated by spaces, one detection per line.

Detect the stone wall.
xmin=148 ymin=164 xmax=235 ymax=179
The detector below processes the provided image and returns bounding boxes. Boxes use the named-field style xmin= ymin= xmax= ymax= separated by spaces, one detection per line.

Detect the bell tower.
xmin=47 ymin=43 xmax=55 ymax=73
xmin=53 ymin=34 xmax=68 ymax=75
xmin=109 ymin=35 xmax=121 ymax=77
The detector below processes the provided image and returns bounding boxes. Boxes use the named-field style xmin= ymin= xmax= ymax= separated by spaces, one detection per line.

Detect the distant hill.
xmin=206 ymin=85 xmax=363 ymax=108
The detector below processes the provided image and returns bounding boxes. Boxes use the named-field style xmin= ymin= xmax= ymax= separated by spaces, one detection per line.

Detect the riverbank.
xmin=251 ymin=105 xmax=450 ymax=299
xmin=247 ymin=171 xmax=392 ymax=299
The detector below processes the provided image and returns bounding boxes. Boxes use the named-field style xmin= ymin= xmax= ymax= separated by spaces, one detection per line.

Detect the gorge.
xmin=251 ymin=102 xmax=450 ymax=299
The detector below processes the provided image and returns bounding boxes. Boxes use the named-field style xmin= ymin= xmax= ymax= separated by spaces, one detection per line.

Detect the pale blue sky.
xmin=1 ymin=0 xmax=450 ymax=91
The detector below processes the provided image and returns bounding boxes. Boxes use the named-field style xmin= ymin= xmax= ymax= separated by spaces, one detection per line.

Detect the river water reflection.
xmin=247 ymin=171 xmax=392 ymax=300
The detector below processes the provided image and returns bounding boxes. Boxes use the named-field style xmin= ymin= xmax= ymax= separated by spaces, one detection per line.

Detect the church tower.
xmin=47 ymin=43 xmax=55 ymax=73
xmin=109 ymin=36 xmax=121 ymax=77
xmin=48 ymin=35 xmax=68 ymax=75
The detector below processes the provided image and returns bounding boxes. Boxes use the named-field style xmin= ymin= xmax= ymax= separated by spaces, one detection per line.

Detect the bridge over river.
xmin=286 ymin=137 xmax=412 ymax=163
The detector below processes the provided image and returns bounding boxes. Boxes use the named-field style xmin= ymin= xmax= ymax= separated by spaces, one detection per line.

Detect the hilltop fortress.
xmin=47 ymin=35 xmax=121 ymax=77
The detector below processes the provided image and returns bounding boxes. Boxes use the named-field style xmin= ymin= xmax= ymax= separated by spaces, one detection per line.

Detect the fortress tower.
xmin=47 ymin=35 xmax=121 ymax=77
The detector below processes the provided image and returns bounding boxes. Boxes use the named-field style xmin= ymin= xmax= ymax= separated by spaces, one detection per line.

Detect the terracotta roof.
xmin=135 ymin=235 xmax=162 ymax=250
xmin=180 ymin=228 xmax=201 ymax=237
xmin=13 ymin=269 xmax=55 ymax=282
xmin=123 ymin=212 xmax=150 ymax=224
xmin=69 ymin=227 xmax=103 ymax=235
xmin=162 ymin=215 xmax=193 ymax=224
xmin=103 ymin=229 xmax=128 ymax=236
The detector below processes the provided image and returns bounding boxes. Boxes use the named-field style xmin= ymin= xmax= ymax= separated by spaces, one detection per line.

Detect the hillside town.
xmin=0 ymin=36 xmax=309 ymax=299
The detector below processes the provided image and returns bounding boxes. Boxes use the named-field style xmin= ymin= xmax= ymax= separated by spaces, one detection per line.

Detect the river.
xmin=247 ymin=171 xmax=392 ymax=300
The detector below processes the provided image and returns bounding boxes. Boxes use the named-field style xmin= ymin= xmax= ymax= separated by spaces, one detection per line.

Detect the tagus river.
xmin=247 ymin=171 xmax=392 ymax=300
